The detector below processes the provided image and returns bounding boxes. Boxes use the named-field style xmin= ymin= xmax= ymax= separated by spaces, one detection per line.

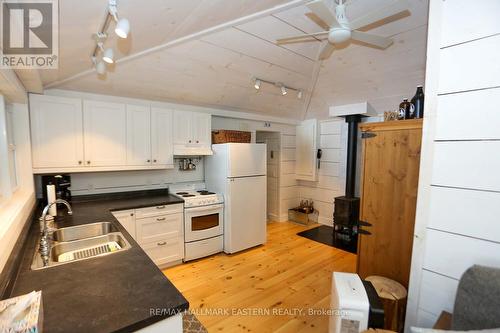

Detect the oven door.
xmin=184 ymin=204 xmax=223 ymax=242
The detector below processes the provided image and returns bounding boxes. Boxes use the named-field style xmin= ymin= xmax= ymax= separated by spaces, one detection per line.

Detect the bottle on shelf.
xmin=411 ymin=85 xmax=425 ymax=118
xmin=398 ymin=99 xmax=411 ymax=120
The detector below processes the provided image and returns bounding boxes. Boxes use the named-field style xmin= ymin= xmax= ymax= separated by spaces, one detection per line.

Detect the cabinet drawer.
xmin=136 ymin=213 xmax=183 ymax=244
xmin=135 ymin=203 xmax=183 ymax=219
xmin=142 ymin=237 xmax=184 ymax=266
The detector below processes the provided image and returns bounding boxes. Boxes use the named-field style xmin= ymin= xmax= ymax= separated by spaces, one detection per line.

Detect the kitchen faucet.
xmin=39 ymin=199 xmax=73 ymax=266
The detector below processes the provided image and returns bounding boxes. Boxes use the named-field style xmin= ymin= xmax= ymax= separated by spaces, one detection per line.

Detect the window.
xmin=0 ymin=100 xmax=18 ymax=201
xmin=6 ymin=107 xmax=18 ymax=191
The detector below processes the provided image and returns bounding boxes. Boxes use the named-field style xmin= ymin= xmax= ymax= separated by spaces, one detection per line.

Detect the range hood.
xmin=173 ymin=147 xmax=213 ymax=156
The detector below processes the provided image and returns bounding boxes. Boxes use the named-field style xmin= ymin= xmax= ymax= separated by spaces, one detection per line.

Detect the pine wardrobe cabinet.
xmin=357 ymin=119 xmax=423 ymax=288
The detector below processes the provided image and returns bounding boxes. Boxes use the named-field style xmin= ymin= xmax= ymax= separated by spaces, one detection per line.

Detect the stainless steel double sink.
xmin=31 ymin=222 xmax=131 ymax=270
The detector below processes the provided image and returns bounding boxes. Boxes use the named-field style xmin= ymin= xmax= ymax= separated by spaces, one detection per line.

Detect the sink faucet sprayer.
xmin=39 ymin=199 xmax=73 ymax=266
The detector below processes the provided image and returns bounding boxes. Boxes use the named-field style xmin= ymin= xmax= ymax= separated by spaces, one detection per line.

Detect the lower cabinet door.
xmin=142 ymin=237 xmax=184 ymax=266
xmin=111 ymin=210 xmax=136 ymax=240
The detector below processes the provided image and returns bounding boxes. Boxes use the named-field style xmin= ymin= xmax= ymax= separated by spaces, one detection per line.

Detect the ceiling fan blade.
xmin=276 ymin=31 xmax=328 ymax=44
xmin=307 ymin=0 xmax=339 ymax=28
xmin=351 ymin=30 xmax=393 ymax=49
xmin=318 ymin=42 xmax=335 ymax=60
xmin=350 ymin=0 xmax=409 ymax=30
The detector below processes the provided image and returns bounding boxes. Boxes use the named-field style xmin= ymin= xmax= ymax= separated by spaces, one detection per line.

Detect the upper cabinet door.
xmin=151 ymin=107 xmax=173 ymax=166
xmin=30 ymin=95 xmax=84 ymax=168
xmin=173 ymin=111 xmax=192 ymax=145
xmin=83 ymin=100 xmax=127 ymax=167
xmin=192 ymin=113 xmax=211 ymax=146
xmin=295 ymin=119 xmax=318 ymax=181
xmin=126 ymin=105 xmax=151 ymax=166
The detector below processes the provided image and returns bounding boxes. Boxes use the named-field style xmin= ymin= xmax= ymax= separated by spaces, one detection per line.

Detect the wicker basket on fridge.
xmin=212 ymin=130 xmax=251 ymax=144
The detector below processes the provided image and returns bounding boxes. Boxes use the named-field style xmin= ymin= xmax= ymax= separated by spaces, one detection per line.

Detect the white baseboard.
xmin=277 ymin=214 xmax=289 ymax=222
xmin=268 ymin=213 xmax=280 ymax=221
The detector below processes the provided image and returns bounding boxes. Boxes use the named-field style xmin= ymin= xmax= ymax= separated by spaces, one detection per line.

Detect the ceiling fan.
xmin=276 ymin=0 xmax=410 ymax=60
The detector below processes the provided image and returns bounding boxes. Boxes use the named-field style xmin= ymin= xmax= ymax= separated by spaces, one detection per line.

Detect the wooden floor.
xmin=163 ymin=221 xmax=357 ymax=333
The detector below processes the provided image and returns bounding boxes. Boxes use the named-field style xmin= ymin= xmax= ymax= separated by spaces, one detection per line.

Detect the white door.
xmin=151 ymin=107 xmax=173 ymax=166
xmin=83 ymin=100 xmax=127 ymax=167
xmin=126 ymin=105 xmax=151 ymax=166
xmin=192 ymin=112 xmax=211 ymax=146
xmin=30 ymin=95 xmax=84 ymax=168
xmin=227 ymin=143 xmax=266 ymax=177
xmin=295 ymin=119 xmax=318 ymax=181
xmin=225 ymin=176 xmax=266 ymax=253
xmin=173 ymin=111 xmax=192 ymax=145
xmin=265 ymin=137 xmax=280 ymax=220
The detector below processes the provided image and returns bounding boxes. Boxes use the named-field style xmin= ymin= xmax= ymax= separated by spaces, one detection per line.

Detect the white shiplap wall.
xmin=298 ymin=119 xmax=347 ymax=225
xmin=280 ymin=132 xmax=299 ymax=221
xmin=406 ymin=0 xmax=500 ymax=329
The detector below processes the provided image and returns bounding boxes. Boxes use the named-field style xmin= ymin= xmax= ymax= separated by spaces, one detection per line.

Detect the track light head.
xmin=115 ymin=18 xmax=130 ymax=38
xmin=102 ymin=48 xmax=114 ymax=64
xmin=280 ymin=85 xmax=287 ymax=96
xmin=297 ymin=90 xmax=303 ymax=99
xmin=254 ymin=79 xmax=261 ymax=90
xmin=96 ymin=61 xmax=106 ymax=75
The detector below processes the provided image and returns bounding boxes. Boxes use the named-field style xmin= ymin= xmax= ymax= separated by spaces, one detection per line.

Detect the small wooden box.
xmin=288 ymin=208 xmax=313 ymax=225
xmin=212 ymin=130 xmax=251 ymax=144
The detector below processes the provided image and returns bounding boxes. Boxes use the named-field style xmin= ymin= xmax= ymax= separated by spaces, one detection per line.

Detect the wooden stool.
xmin=365 ymin=276 xmax=407 ymax=333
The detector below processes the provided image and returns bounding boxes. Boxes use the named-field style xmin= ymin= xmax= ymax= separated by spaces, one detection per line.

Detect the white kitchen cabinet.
xmin=173 ymin=111 xmax=192 ymax=146
xmin=30 ymin=95 xmax=84 ymax=169
xmin=111 ymin=209 xmax=137 ymax=239
xmin=113 ymin=203 xmax=184 ymax=267
xmin=192 ymin=112 xmax=211 ymax=146
xmin=29 ymin=95 xmax=176 ymax=173
xmin=173 ymin=110 xmax=212 ymax=155
xmin=151 ymin=107 xmax=173 ymax=166
xmin=295 ymin=119 xmax=319 ymax=181
xmin=126 ymin=105 xmax=151 ymax=166
xmin=83 ymin=100 xmax=127 ymax=167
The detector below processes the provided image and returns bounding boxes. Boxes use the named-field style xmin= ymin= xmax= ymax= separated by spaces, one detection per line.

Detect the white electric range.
xmin=170 ymin=184 xmax=224 ymax=261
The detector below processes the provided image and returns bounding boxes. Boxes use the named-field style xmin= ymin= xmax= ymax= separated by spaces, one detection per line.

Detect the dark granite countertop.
xmin=8 ymin=190 xmax=188 ymax=333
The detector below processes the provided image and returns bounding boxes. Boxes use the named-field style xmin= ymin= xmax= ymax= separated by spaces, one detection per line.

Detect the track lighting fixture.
xmin=92 ymin=57 xmax=107 ymax=75
xmin=109 ymin=0 xmax=130 ymax=38
xmin=102 ymin=48 xmax=114 ymax=64
xmin=254 ymin=79 xmax=261 ymax=90
xmin=252 ymin=77 xmax=304 ymax=99
xmin=280 ymin=85 xmax=287 ymax=96
xmin=96 ymin=61 xmax=107 ymax=75
xmin=91 ymin=0 xmax=130 ymax=75
xmin=251 ymin=77 xmax=303 ymax=99
xmin=115 ymin=18 xmax=130 ymax=39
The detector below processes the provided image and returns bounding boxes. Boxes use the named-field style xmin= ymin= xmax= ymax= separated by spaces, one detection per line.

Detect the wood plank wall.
xmin=406 ymin=0 xmax=500 ymax=329
xmin=298 ymin=119 xmax=346 ymax=225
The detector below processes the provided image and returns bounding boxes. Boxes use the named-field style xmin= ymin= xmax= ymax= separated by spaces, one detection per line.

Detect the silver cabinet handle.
xmin=156 ymin=206 xmax=165 ymax=209
xmin=157 ymin=241 xmax=167 ymax=246
xmin=156 ymin=217 xmax=166 ymax=221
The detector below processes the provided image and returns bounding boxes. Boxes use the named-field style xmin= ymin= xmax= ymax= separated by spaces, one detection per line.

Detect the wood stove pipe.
xmin=344 ymin=115 xmax=362 ymax=198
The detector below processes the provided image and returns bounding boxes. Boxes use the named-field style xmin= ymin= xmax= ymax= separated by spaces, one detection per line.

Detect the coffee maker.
xmin=41 ymin=174 xmax=71 ymax=205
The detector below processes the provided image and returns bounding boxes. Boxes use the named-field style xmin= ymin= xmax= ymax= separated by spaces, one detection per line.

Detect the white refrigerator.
xmin=205 ymin=143 xmax=267 ymax=254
